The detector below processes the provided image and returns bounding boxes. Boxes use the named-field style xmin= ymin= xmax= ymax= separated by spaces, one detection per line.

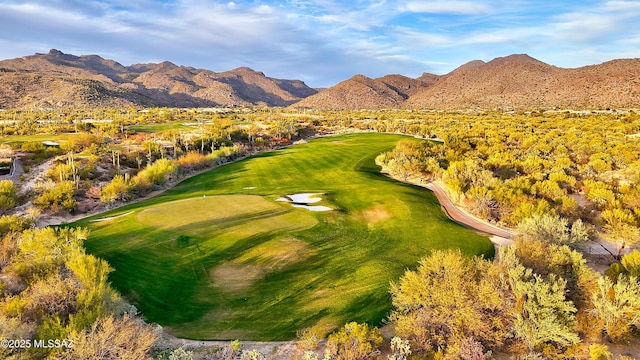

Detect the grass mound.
xmin=137 ymin=195 xmax=317 ymax=243
xmin=76 ymin=133 xmax=494 ymax=340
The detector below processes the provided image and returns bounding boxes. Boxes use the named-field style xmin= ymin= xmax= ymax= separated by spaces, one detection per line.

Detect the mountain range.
xmin=1 ymin=50 xmax=639 ymax=110
xmin=0 ymin=49 xmax=317 ymax=109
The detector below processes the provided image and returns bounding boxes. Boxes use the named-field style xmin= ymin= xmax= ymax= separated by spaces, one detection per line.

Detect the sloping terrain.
xmin=0 ymin=49 xmax=317 ymax=109
xmin=2 ymin=50 xmax=640 ymax=110
xmin=292 ymin=74 xmax=434 ymax=110
xmin=74 ymin=133 xmax=492 ymax=340
xmin=294 ymin=54 xmax=640 ymax=110
xmin=405 ymin=54 xmax=640 ymax=109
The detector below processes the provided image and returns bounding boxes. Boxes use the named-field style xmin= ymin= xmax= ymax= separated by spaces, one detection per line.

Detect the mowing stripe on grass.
xmin=75 ymin=133 xmax=493 ymax=340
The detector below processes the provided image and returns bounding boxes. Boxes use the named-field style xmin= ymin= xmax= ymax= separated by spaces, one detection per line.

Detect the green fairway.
xmin=75 ymin=133 xmax=493 ymax=340
xmin=128 ymin=121 xmax=190 ymax=133
xmin=0 ymin=133 xmax=79 ymax=146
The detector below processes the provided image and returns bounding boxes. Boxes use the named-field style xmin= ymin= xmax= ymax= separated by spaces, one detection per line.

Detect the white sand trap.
xmin=288 ymin=193 xmax=323 ymax=203
xmin=293 ymin=204 xmax=333 ymax=212
xmin=276 ymin=193 xmax=322 ymax=203
xmin=90 ymin=211 xmax=134 ymax=222
xmin=276 ymin=193 xmax=333 ymax=211
xmin=244 ymin=186 xmax=257 ymax=189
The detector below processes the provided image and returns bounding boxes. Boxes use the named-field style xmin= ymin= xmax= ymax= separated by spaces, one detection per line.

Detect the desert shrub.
xmin=0 ymin=214 xmax=37 ymax=238
xmin=457 ymin=337 xmax=487 ymax=360
xmin=176 ymin=151 xmax=212 ymax=171
xmin=167 ymin=347 xmax=193 ymax=360
xmin=0 ymin=180 xmax=16 ymax=213
xmin=589 ymin=344 xmax=612 ymax=360
xmin=131 ymin=158 xmax=177 ymax=192
xmin=590 ymin=275 xmax=640 ymax=342
xmin=34 ymin=181 xmax=76 ymax=213
xmin=297 ymin=327 xmax=322 ymax=351
xmin=60 ymin=314 xmax=159 ymax=360
xmin=606 ymin=251 xmax=640 ymax=281
xmin=516 ymin=214 xmax=590 ymax=249
xmin=0 ymin=226 xmax=147 ymax=358
xmin=388 ymin=337 xmax=411 ymax=360
xmin=20 ymin=141 xmax=46 ymax=154
xmin=326 ymin=322 xmax=382 ymax=360
xmin=101 ymin=175 xmax=132 ymax=203
xmin=390 ymin=250 xmax=512 ymax=357
xmin=210 ymin=145 xmax=240 ymax=159
xmin=621 ymin=250 xmax=640 ymax=277
xmin=241 ymin=349 xmax=266 ymax=360
xmin=62 ymin=133 xmax=104 ymax=153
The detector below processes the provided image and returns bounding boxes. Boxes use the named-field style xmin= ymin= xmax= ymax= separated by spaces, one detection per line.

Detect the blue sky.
xmin=1 ymin=0 xmax=639 ymax=87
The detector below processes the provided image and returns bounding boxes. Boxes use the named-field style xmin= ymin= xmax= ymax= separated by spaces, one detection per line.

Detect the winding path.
xmin=424 ymin=181 xmax=515 ymax=240
xmin=392 ymin=176 xmax=516 ymax=246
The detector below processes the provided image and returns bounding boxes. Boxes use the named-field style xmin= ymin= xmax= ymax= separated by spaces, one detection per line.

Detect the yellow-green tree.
xmin=390 ymin=250 xmax=511 ymax=358
xmin=590 ymin=275 xmax=640 ymax=342
xmin=325 ymin=322 xmax=383 ymax=360
xmin=0 ymin=180 xmax=16 ymax=213
xmin=507 ymin=265 xmax=580 ymax=352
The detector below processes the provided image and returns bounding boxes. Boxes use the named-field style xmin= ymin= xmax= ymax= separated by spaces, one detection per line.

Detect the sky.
xmin=1 ymin=0 xmax=640 ymax=88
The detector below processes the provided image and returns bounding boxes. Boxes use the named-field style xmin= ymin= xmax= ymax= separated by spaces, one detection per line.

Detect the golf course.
xmin=74 ymin=133 xmax=493 ymax=340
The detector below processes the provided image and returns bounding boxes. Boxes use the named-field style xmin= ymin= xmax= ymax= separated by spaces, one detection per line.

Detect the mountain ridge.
xmin=2 ymin=50 xmax=640 ymax=110
xmin=0 ymin=49 xmax=317 ymax=109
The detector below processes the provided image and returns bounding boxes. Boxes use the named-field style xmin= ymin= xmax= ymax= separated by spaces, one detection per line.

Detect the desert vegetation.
xmin=0 ymin=107 xmax=639 ymax=358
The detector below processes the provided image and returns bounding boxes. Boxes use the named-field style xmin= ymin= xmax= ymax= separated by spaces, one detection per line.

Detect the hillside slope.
xmin=0 ymin=49 xmax=317 ymax=109
xmin=405 ymin=54 xmax=640 ymax=109
xmin=292 ymin=74 xmax=436 ymax=110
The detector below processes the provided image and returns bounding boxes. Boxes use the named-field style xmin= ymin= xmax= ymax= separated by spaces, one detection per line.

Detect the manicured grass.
xmin=74 ymin=133 xmax=493 ymax=340
xmin=128 ymin=122 xmax=190 ymax=133
xmin=0 ymin=133 xmax=78 ymax=146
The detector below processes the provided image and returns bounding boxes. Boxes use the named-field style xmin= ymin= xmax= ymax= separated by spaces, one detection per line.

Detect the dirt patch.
xmin=238 ymin=237 xmax=313 ymax=266
xmin=585 ymin=253 xmax=616 ymax=275
xmin=210 ymin=263 xmax=264 ymax=293
xmin=211 ymin=238 xmax=315 ymax=293
xmin=358 ymin=204 xmax=392 ymax=226
xmin=607 ymin=337 xmax=640 ymax=358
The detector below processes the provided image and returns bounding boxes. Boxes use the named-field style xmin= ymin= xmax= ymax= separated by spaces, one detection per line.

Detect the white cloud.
xmin=548 ymin=13 xmax=616 ymax=42
xmin=603 ymin=0 xmax=640 ymax=12
xmin=403 ymin=1 xmax=491 ymax=15
xmin=1 ymin=0 xmax=640 ymax=87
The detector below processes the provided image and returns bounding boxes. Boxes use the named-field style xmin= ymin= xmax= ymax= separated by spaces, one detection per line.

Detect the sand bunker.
xmin=90 ymin=211 xmax=134 ymax=222
xmin=276 ymin=193 xmax=333 ymax=211
xmin=293 ymin=204 xmax=333 ymax=211
xmin=276 ymin=193 xmax=322 ymax=203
